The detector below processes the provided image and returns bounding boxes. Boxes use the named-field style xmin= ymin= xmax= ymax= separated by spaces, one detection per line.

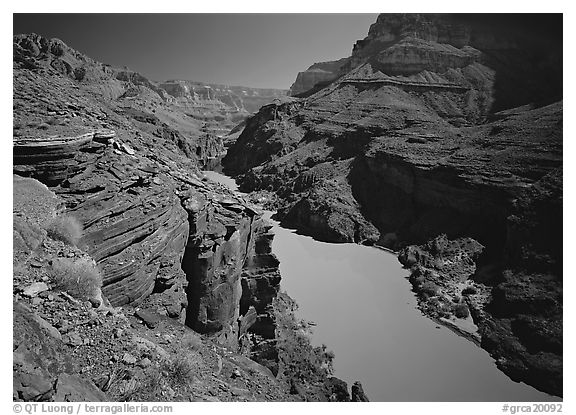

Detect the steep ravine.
xmin=12 ymin=31 xmax=354 ymax=402
xmin=223 ymin=100 xmax=563 ymax=397
xmin=12 ymin=134 xmax=353 ymax=401
xmin=205 ymin=170 xmax=558 ymax=401
xmin=13 ymin=173 xmax=296 ymax=402
xmin=221 ymin=13 xmax=562 ymax=397
xmin=198 ymin=170 xmax=359 ymax=401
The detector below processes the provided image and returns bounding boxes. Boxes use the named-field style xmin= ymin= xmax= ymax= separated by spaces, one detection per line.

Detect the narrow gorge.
xmin=223 ymin=13 xmax=563 ymax=397
xmin=13 ymin=33 xmax=349 ymax=402
xmin=13 ymin=13 xmax=563 ymax=403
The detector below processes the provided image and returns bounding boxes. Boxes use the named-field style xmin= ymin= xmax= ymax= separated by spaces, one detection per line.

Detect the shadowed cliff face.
xmin=222 ymin=13 xmax=562 ymax=396
xmin=290 ymin=14 xmax=562 ymax=109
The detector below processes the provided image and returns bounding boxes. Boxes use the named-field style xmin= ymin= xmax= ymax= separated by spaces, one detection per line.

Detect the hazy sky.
xmin=13 ymin=14 xmax=379 ymax=89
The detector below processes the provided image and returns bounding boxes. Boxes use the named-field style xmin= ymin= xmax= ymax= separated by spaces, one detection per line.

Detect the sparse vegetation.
xmin=120 ymin=366 xmax=163 ymax=401
xmin=420 ymin=281 xmax=439 ymax=297
xmin=120 ymin=352 xmax=198 ymax=401
xmin=45 ymin=215 xmax=83 ymax=246
xmin=411 ymin=275 xmax=425 ymax=287
xmin=161 ymin=355 xmax=194 ymax=388
xmin=272 ymin=292 xmax=336 ymax=390
xmin=145 ymin=368 xmax=163 ymax=394
xmin=50 ymin=257 xmax=102 ymax=300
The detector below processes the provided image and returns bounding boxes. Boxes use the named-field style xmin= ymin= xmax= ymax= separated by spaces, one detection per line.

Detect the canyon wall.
xmin=223 ymin=14 xmax=563 ymax=396
xmin=289 ymin=58 xmax=349 ymax=97
xmin=160 ymin=80 xmax=287 ymax=114
xmin=288 ymin=14 xmax=562 ymax=110
xmin=13 ymin=32 xmax=354 ymax=402
xmin=12 ymin=33 xmax=284 ymax=349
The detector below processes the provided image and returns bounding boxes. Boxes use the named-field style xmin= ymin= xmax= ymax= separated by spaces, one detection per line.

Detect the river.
xmin=203 ymin=170 xmax=558 ymax=402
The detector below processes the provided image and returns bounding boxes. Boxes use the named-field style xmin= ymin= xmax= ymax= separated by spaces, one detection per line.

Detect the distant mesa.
xmin=159 ymin=79 xmax=287 ymax=114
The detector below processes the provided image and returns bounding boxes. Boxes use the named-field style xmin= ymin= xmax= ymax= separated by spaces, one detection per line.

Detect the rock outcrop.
xmin=12 ymin=220 xmax=295 ymax=402
xmin=13 ymin=33 xmax=285 ymax=146
xmin=223 ymin=14 xmax=563 ymax=396
xmin=289 ymin=58 xmax=349 ymax=97
xmin=288 ymin=14 xmax=562 ymax=109
xmin=12 ymin=33 xmax=271 ymax=319
xmin=13 ymin=32 xmax=352 ymax=402
xmin=351 ymin=381 xmax=370 ymax=402
xmin=13 ymin=301 xmax=108 ymax=401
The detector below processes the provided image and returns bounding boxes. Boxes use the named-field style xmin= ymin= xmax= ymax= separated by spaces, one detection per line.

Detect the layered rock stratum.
xmin=289 ymin=58 xmax=349 ymax=96
xmin=223 ymin=13 xmax=563 ymax=397
xmin=13 ymin=33 xmax=352 ymax=402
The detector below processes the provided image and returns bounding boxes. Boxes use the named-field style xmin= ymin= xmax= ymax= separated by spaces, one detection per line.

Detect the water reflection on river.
xmin=203 ymin=170 xmax=557 ymax=402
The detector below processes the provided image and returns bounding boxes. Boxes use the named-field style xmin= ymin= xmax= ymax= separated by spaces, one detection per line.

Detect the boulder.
xmin=22 ymin=282 xmax=49 ymax=298
xmin=54 ymin=373 xmax=107 ymax=401
xmin=134 ymin=309 xmax=162 ymax=329
xmin=351 ymin=381 xmax=369 ymax=402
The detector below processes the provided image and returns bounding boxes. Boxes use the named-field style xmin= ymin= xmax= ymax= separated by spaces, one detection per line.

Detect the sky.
xmin=13 ymin=14 xmax=379 ymax=90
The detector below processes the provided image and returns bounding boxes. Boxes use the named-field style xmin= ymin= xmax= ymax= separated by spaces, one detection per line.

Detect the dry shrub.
xmin=420 ymin=281 xmax=440 ymax=297
xmin=120 ymin=367 xmax=163 ymax=401
xmin=123 ymin=354 xmax=197 ymax=400
xmin=45 ymin=215 xmax=83 ymax=246
xmin=161 ymin=355 xmax=194 ymax=388
xmin=51 ymin=257 xmax=102 ymax=300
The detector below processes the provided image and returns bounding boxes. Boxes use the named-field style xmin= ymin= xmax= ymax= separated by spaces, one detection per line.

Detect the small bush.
xmin=146 ymin=368 xmax=163 ymax=393
xmin=51 ymin=258 xmax=102 ymax=300
xmin=45 ymin=215 xmax=83 ymax=246
xmin=453 ymin=303 xmax=470 ymax=319
xmin=461 ymin=286 xmax=477 ymax=296
xmin=272 ymin=292 xmax=336 ymax=385
xmin=161 ymin=356 xmax=194 ymax=388
xmin=410 ymin=275 xmax=425 ymax=287
xmin=120 ymin=367 xmax=163 ymax=401
xmin=440 ymin=310 xmax=452 ymax=319
xmin=420 ymin=281 xmax=439 ymax=297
